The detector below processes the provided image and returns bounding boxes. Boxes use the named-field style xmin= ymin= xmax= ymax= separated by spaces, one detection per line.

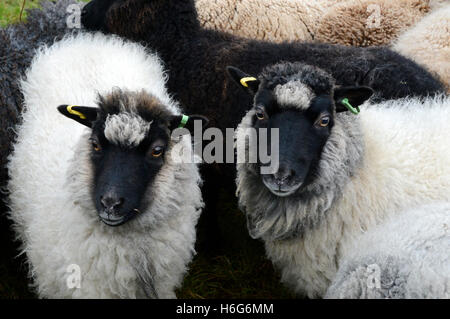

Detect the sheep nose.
xmin=100 ymin=193 xmax=124 ymax=213
xmin=274 ymin=167 xmax=295 ymax=186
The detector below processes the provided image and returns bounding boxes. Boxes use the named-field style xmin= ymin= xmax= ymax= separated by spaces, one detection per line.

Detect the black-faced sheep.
xmin=228 ymin=62 xmax=450 ymax=298
xmin=7 ymin=32 xmax=206 ymax=298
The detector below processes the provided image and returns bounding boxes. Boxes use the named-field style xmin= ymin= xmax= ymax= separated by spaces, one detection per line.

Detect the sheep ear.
xmin=226 ymin=66 xmax=260 ymax=95
xmin=57 ymin=105 xmax=99 ymax=128
xmin=334 ymin=86 xmax=374 ymax=113
xmin=169 ymin=114 xmax=209 ymax=136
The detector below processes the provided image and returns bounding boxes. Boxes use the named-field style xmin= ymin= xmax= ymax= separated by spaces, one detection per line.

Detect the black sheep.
xmin=81 ymin=0 xmax=445 ymax=133
xmin=81 ymin=0 xmax=446 ymax=252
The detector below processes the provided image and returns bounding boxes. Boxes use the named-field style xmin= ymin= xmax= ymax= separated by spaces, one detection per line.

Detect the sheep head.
xmin=227 ymin=62 xmax=373 ymax=197
xmin=58 ymin=89 xmax=207 ymax=226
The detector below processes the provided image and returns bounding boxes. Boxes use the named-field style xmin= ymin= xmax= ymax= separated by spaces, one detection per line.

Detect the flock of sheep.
xmin=0 ymin=0 xmax=449 ymax=299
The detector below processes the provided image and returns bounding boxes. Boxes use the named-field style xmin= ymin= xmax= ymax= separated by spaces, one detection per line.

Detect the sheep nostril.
xmin=100 ymin=195 xmax=124 ymax=212
xmin=274 ymin=168 xmax=295 ymax=185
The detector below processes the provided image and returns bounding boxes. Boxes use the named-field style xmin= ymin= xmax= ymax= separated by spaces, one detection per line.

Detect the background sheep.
xmin=7 ymin=32 xmax=205 ymax=298
xmin=325 ymin=202 xmax=450 ymax=299
xmin=314 ymin=0 xmax=431 ymax=46
xmin=392 ymin=3 xmax=450 ymax=91
xmin=81 ymin=0 xmax=445 ymax=133
xmin=195 ymin=0 xmax=335 ymax=43
xmin=196 ymin=0 xmax=434 ymax=46
xmin=229 ymin=62 xmax=450 ymax=298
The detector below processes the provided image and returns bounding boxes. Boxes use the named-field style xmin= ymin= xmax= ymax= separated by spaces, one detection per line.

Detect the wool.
xmin=236 ymin=90 xmax=450 ymax=297
xmin=325 ymin=202 xmax=450 ymax=299
xmin=0 ymin=0 xmax=81 ymax=199
xmin=195 ymin=0 xmax=433 ymax=46
xmin=7 ymin=32 xmax=203 ymax=298
xmin=195 ymin=0 xmax=334 ymax=43
xmin=315 ymin=0 xmax=431 ymax=46
xmin=393 ymin=3 xmax=450 ymax=91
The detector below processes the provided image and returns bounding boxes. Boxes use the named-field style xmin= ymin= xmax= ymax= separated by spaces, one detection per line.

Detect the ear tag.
xmin=340 ymin=98 xmax=360 ymax=115
xmin=178 ymin=114 xmax=189 ymax=128
xmin=67 ymin=105 xmax=87 ymax=119
xmin=240 ymin=77 xmax=258 ymax=88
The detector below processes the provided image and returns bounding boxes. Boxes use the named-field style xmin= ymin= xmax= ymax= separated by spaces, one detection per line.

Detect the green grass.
xmin=0 ymin=0 xmax=90 ymax=27
xmin=0 ymin=0 xmax=41 ymax=27
xmin=0 ymin=0 xmax=295 ymax=299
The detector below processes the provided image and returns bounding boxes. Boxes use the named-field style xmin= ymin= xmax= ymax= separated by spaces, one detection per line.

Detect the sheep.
xmin=196 ymin=0 xmax=433 ymax=47
xmin=6 ymin=32 xmax=206 ymax=298
xmin=81 ymin=0 xmax=445 ymax=133
xmin=228 ymin=61 xmax=450 ymax=298
xmin=81 ymin=0 xmax=445 ymax=253
xmin=325 ymin=202 xmax=450 ymax=299
xmin=392 ymin=3 xmax=450 ymax=92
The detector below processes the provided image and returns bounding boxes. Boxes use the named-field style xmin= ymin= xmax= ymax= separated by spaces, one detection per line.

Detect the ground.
xmin=0 ymin=0 xmax=294 ymax=299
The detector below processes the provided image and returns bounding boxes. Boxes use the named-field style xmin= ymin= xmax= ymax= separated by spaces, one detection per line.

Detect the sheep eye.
xmin=255 ymin=107 xmax=266 ymax=120
xmin=92 ymin=141 xmax=101 ymax=152
xmin=151 ymin=146 xmax=164 ymax=158
xmin=318 ymin=116 xmax=331 ymax=127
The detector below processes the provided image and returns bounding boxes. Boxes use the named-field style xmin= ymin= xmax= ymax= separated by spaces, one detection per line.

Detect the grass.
xmin=0 ymin=0 xmax=41 ymax=27
xmin=0 ymin=0 xmax=295 ymax=299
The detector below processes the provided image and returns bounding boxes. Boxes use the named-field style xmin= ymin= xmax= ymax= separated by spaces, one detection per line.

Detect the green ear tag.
xmin=341 ymin=98 xmax=360 ymax=115
xmin=179 ymin=115 xmax=189 ymax=128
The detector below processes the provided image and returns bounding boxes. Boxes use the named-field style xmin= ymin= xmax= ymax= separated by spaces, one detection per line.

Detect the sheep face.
xmin=228 ymin=63 xmax=373 ymax=197
xmin=58 ymin=89 xmax=206 ymax=226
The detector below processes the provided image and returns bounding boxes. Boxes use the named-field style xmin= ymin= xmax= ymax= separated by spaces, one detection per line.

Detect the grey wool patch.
xmin=104 ymin=113 xmax=152 ymax=147
xmin=274 ymin=80 xmax=315 ymax=109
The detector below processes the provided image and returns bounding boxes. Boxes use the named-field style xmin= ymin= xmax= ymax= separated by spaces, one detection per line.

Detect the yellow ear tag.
xmin=240 ymin=77 xmax=258 ymax=88
xmin=67 ymin=105 xmax=86 ymax=120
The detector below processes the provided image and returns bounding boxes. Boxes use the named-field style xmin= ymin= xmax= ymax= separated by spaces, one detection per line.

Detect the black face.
xmin=254 ymin=94 xmax=334 ymax=197
xmin=57 ymin=98 xmax=208 ymax=227
xmin=227 ymin=64 xmax=374 ymax=198
xmin=89 ymin=118 xmax=169 ymax=226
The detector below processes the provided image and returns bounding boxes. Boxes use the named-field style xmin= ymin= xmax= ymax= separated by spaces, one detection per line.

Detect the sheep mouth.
xmin=98 ymin=211 xmax=138 ymax=227
xmin=262 ymin=178 xmax=302 ymax=197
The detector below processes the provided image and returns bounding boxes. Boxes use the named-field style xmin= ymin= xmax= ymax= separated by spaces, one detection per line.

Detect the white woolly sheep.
xmin=393 ymin=3 xmax=450 ymax=91
xmin=325 ymin=202 xmax=450 ymax=299
xmin=7 ymin=32 xmax=205 ymax=298
xmin=229 ymin=62 xmax=450 ymax=298
xmin=195 ymin=0 xmax=433 ymax=46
